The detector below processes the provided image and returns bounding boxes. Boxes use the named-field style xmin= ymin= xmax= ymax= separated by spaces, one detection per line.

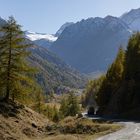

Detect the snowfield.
xmin=25 ymin=31 xmax=58 ymax=42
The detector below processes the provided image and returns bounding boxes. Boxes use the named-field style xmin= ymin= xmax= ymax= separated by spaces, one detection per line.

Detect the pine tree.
xmin=0 ymin=16 xmax=35 ymax=101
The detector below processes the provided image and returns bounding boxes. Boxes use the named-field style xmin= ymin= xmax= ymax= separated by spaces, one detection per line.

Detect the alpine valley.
xmin=1 ymin=8 xmax=140 ymax=93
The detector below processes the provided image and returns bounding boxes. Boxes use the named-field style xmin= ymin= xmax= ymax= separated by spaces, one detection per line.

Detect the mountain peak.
xmin=0 ymin=17 xmax=6 ymax=26
xmin=51 ymin=14 xmax=131 ymax=73
xmin=121 ymin=8 xmax=140 ymax=19
xmin=104 ymin=15 xmax=118 ymax=21
xmin=121 ymin=7 xmax=140 ymax=31
xmin=55 ymin=22 xmax=74 ymax=37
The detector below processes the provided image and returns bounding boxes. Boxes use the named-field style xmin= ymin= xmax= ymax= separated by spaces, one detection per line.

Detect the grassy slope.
xmin=0 ymin=101 xmax=122 ymax=140
xmin=0 ymin=100 xmax=51 ymax=140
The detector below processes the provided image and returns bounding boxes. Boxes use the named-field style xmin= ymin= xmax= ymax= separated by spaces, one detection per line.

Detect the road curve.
xmin=97 ymin=121 xmax=140 ymax=140
xmin=82 ymin=113 xmax=140 ymax=140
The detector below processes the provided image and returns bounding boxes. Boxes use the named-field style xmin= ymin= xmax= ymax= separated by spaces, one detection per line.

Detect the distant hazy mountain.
xmin=50 ymin=16 xmax=131 ymax=73
xmin=121 ymin=8 xmax=140 ymax=31
xmin=25 ymin=31 xmax=57 ymax=48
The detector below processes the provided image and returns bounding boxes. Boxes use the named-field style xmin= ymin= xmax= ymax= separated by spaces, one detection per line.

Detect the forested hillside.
xmin=29 ymin=45 xmax=86 ymax=93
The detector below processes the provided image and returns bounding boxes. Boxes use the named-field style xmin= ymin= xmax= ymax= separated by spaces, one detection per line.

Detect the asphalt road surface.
xmin=82 ymin=113 xmax=140 ymax=140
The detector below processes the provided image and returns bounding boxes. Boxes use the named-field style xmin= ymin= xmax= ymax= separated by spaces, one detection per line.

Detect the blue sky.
xmin=0 ymin=0 xmax=140 ymax=34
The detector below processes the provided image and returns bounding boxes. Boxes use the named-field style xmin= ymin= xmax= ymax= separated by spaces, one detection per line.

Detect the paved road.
xmin=82 ymin=113 xmax=140 ymax=140
xmin=97 ymin=121 xmax=140 ymax=140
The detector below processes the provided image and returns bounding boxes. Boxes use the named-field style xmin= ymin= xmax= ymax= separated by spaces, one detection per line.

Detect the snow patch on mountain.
xmin=25 ymin=31 xmax=58 ymax=42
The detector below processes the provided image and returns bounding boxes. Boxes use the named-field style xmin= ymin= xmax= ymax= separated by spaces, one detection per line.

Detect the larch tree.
xmin=0 ymin=16 xmax=35 ymax=101
xmin=66 ymin=93 xmax=80 ymax=116
xmin=60 ymin=93 xmax=80 ymax=117
xmin=97 ymin=47 xmax=125 ymax=107
xmin=32 ymin=86 xmax=45 ymax=113
xmin=83 ymin=76 xmax=105 ymax=108
xmin=124 ymin=32 xmax=140 ymax=107
xmin=125 ymin=32 xmax=140 ymax=80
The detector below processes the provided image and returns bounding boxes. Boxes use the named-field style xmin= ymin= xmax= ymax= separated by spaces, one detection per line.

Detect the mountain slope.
xmin=121 ymin=8 xmax=140 ymax=31
xmin=50 ymin=16 xmax=131 ymax=73
xmin=55 ymin=22 xmax=74 ymax=37
xmin=0 ymin=17 xmax=6 ymax=25
xmin=29 ymin=45 xmax=86 ymax=92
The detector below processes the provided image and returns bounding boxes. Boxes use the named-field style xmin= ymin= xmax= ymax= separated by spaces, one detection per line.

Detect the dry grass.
xmin=0 ymin=101 xmax=50 ymax=140
xmin=45 ymin=103 xmax=60 ymax=109
xmin=41 ymin=134 xmax=93 ymax=140
xmin=32 ymin=117 xmax=123 ymax=140
xmin=0 ymin=101 xmax=122 ymax=140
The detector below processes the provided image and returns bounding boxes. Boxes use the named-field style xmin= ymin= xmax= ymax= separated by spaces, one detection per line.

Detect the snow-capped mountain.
xmin=50 ymin=16 xmax=131 ymax=73
xmin=121 ymin=8 xmax=140 ymax=31
xmin=25 ymin=22 xmax=73 ymax=48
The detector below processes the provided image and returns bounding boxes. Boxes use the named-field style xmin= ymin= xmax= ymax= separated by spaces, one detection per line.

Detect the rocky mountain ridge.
xmin=50 ymin=15 xmax=131 ymax=73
